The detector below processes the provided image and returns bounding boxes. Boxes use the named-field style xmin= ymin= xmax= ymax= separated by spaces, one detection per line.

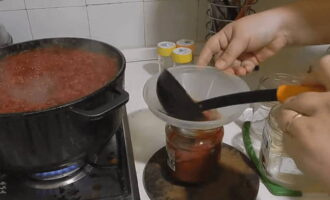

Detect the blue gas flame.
xmin=34 ymin=164 xmax=80 ymax=178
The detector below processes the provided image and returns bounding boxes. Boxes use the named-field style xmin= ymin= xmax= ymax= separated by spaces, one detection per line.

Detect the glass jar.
xmin=251 ymin=73 xmax=300 ymax=137
xmin=157 ymin=41 xmax=176 ymax=71
xmin=260 ymin=105 xmax=328 ymax=193
xmin=165 ymin=124 xmax=224 ymax=183
xmin=249 ymin=73 xmax=300 ymax=156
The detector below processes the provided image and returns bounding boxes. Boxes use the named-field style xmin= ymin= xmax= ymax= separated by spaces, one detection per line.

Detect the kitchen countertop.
xmin=122 ymin=48 xmax=330 ymax=200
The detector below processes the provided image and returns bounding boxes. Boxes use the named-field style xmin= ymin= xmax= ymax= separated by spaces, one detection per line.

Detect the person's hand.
xmin=198 ymin=0 xmax=330 ymax=76
xmin=197 ymin=10 xmax=289 ymax=75
xmin=276 ymin=55 xmax=330 ymax=189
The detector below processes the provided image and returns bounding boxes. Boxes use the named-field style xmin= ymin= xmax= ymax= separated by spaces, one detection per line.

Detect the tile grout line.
xmin=8 ymin=5 xmax=87 ymax=11
xmin=0 ymin=1 xmax=143 ymax=12
xmin=23 ymin=0 xmax=34 ymax=40
xmin=0 ymin=8 xmax=26 ymax=12
xmin=84 ymin=1 xmax=143 ymax=7
xmin=143 ymin=1 xmax=147 ymax=48
xmin=85 ymin=3 xmax=92 ymax=38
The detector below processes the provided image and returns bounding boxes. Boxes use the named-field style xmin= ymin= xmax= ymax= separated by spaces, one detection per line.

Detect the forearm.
xmin=262 ymin=0 xmax=330 ymax=46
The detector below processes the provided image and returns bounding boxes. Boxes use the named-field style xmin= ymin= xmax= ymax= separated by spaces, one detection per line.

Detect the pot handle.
xmin=70 ymin=89 xmax=129 ymax=119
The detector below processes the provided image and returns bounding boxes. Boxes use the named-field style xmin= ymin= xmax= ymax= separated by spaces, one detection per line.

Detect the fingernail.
xmin=254 ymin=65 xmax=260 ymax=71
xmin=223 ymin=68 xmax=235 ymax=75
xmin=215 ymin=60 xmax=226 ymax=69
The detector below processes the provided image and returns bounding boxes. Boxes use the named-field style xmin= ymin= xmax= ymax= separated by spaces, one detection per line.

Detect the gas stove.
xmin=0 ymin=109 xmax=140 ymax=200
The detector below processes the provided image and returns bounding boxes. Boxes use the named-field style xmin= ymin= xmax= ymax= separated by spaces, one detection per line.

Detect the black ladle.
xmin=156 ymin=69 xmax=324 ymax=121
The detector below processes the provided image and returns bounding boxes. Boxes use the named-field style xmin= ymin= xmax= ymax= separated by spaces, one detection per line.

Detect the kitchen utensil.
xmin=223 ymin=0 xmax=238 ymax=20
xmin=157 ymin=69 xmax=325 ymax=121
xmin=0 ymin=38 xmax=128 ymax=173
xmin=206 ymin=0 xmax=257 ymax=38
xmin=235 ymin=0 xmax=255 ymax=19
xmin=144 ymin=65 xmax=250 ymax=130
xmin=156 ymin=69 xmax=205 ymax=121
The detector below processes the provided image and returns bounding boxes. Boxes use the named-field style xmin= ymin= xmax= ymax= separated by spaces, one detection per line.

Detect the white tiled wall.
xmin=25 ymin=0 xmax=86 ymax=9
xmin=0 ymin=0 xmax=207 ymax=49
xmin=88 ymin=2 xmax=144 ymax=48
xmin=0 ymin=0 xmax=25 ymax=11
xmin=86 ymin=0 xmax=140 ymax=4
xmin=0 ymin=0 xmax=328 ymax=76
xmin=28 ymin=7 xmax=90 ymax=39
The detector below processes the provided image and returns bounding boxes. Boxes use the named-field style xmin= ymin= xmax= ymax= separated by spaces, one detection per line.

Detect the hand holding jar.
xmin=276 ymin=55 xmax=330 ymax=192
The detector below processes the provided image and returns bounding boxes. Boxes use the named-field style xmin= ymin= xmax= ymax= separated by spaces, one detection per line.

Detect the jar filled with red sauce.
xmin=165 ymin=124 xmax=224 ymax=183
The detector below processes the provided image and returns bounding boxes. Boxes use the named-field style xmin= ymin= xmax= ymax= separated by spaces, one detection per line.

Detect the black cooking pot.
xmin=0 ymin=38 xmax=129 ymax=173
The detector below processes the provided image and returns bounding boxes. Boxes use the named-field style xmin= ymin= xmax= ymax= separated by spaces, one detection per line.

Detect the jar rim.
xmin=259 ymin=73 xmax=301 ymax=89
xmin=168 ymin=125 xmax=223 ymax=137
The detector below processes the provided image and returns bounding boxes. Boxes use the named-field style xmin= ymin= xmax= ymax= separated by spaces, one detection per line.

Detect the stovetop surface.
xmin=0 ymin=112 xmax=140 ymax=200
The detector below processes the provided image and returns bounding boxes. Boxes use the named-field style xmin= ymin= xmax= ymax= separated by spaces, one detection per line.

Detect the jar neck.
xmin=268 ymin=105 xmax=284 ymax=136
xmin=166 ymin=124 xmax=222 ymax=137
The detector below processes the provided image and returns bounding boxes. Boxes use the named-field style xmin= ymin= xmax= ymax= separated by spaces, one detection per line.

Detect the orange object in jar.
xmin=165 ymin=125 xmax=224 ymax=183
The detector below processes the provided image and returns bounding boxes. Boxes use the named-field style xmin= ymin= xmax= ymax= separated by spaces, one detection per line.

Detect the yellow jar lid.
xmin=157 ymin=41 xmax=176 ymax=57
xmin=172 ymin=47 xmax=193 ymax=64
xmin=176 ymin=39 xmax=195 ymax=52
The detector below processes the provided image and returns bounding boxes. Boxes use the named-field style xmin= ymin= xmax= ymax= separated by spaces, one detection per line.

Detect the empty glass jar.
xmin=260 ymin=105 xmax=328 ymax=194
xmin=250 ymin=73 xmax=300 ymax=156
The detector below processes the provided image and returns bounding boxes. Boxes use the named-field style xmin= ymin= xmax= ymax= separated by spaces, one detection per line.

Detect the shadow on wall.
xmin=145 ymin=0 xmax=198 ymax=47
xmin=128 ymin=109 xmax=166 ymax=163
xmin=259 ymin=45 xmax=330 ymax=77
xmin=143 ymin=62 xmax=159 ymax=75
xmin=253 ymin=0 xmax=298 ymax=12
xmin=0 ymin=24 xmax=13 ymax=47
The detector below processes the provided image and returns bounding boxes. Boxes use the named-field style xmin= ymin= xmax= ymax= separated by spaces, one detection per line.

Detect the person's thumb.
xmin=215 ymin=38 xmax=246 ymax=70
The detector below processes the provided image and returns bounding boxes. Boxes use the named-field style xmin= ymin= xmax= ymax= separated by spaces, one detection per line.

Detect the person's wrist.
xmin=269 ymin=7 xmax=294 ymax=46
xmin=276 ymin=0 xmax=326 ymax=46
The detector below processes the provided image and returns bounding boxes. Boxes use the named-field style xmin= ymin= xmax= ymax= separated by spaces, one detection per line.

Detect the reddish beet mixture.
xmin=0 ymin=47 xmax=118 ymax=113
xmin=166 ymin=127 xmax=224 ymax=183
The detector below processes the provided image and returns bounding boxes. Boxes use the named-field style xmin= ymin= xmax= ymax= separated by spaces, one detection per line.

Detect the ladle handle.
xmin=198 ymin=89 xmax=277 ymax=110
xmin=276 ymin=85 xmax=325 ymax=102
xmin=198 ymin=85 xmax=326 ymax=111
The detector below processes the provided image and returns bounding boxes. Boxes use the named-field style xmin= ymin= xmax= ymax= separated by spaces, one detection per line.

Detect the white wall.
xmin=0 ymin=0 xmax=208 ymax=49
xmin=0 ymin=0 xmax=328 ymax=78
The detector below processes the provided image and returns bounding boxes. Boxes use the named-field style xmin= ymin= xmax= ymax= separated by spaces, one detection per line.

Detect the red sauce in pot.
xmin=0 ymin=46 xmax=118 ymax=113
